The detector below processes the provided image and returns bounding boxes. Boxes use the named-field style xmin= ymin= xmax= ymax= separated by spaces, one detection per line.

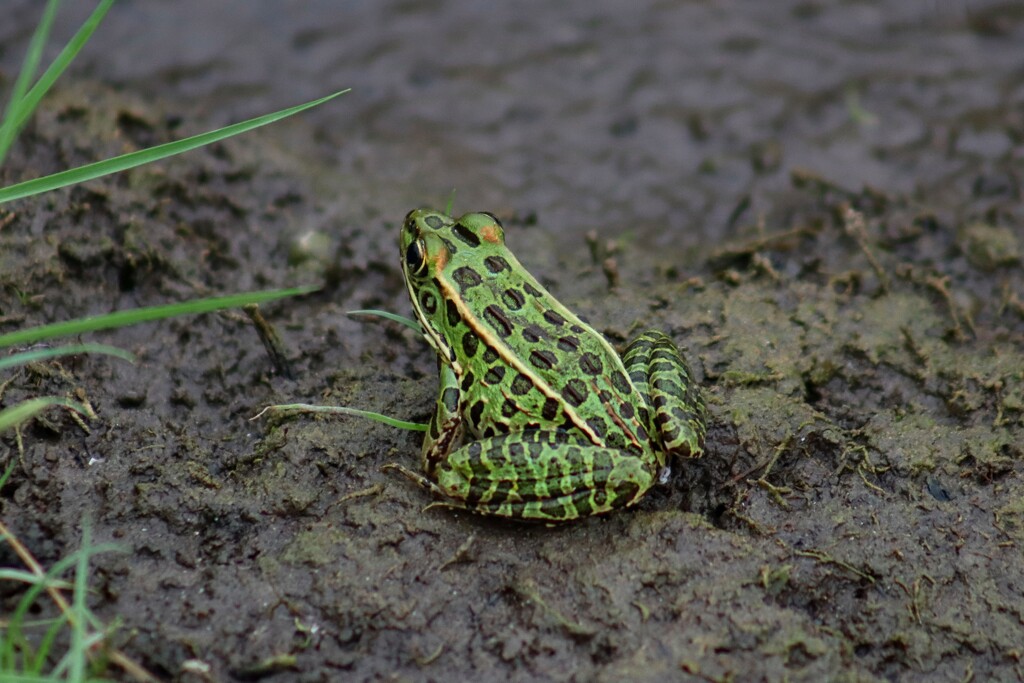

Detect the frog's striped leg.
xmin=421 ymin=361 xmax=464 ymax=477
xmin=387 ymin=429 xmax=659 ymax=522
xmin=621 ymin=330 xmax=706 ymax=460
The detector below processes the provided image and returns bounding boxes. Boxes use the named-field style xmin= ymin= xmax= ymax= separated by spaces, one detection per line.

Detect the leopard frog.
xmin=386 ymin=208 xmax=706 ymax=522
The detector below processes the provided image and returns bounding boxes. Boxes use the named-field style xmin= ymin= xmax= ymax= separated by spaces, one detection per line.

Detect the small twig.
xmin=332 ymin=483 xmax=385 ymax=509
xmin=244 ymin=303 xmax=294 ymax=379
xmin=601 ymin=257 xmax=620 ymax=290
xmin=924 ymin=273 xmax=975 ymax=340
xmin=709 ymin=226 xmax=813 ymax=267
xmin=438 ymin=533 xmax=477 ymax=571
xmin=795 ymin=548 xmax=875 ymax=584
xmin=842 ymin=206 xmax=889 ymax=292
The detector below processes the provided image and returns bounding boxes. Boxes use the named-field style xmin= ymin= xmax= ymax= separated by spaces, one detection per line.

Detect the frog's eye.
xmin=405 ymin=239 xmax=427 ymax=276
xmin=480 ymin=211 xmax=503 ymax=227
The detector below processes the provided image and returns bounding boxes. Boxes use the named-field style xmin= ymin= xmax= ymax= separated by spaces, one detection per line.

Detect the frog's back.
xmin=434 ymin=221 xmax=652 ymax=454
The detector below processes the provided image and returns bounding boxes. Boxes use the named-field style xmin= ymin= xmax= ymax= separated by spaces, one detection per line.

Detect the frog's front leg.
xmin=622 ymin=330 xmax=707 ymax=463
xmin=421 ymin=361 xmax=464 ymax=477
xmin=391 ymin=429 xmax=660 ymax=522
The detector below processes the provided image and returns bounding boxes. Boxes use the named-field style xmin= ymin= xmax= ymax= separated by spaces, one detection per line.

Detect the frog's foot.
xmin=381 ymin=463 xmax=451 ymax=500
xmin=382 ymin=465 xmax=479 ymax=517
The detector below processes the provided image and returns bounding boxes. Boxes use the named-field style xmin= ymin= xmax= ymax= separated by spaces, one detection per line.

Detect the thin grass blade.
xmin=0 ymin=462 xmax=13 ymax=488
xmin=0 ymin=343 xmax=134 ymax=371
xmin=31 ymin=611 xmax=71 ymax=676
xmin=10 ymin=0 xmax=115 ymax=134
xmin=0 ymin=569 xmax=72 ymax=589
xmin=0 ymin=285 xmax=317 ymax=349
xmin=347 ymin=309 xmax=421 ymax=332
xmin=0 ymin=397 xmax=91 ymax=433
xmin=0 ymin=0 xmax=60 ymax=165
xmin=254 ymin=403 xmax=428 ymax=432
xmin=0 ymin=90 xmax=349 ymax=204
xmin=68 ymin=520 xmax=91 ymax=683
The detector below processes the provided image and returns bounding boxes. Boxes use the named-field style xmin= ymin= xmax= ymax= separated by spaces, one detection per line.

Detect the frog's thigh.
xmin=622 ymin=330 xmax=706 ymax=457
xmin=422 ymin=362 xmax=464 ymax=475
xmin=436 ymin=431 xmax=658 ymax=521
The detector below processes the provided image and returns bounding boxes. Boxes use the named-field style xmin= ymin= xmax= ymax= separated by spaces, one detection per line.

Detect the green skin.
xmin=386 ymin=208 xmax=707 ymax=522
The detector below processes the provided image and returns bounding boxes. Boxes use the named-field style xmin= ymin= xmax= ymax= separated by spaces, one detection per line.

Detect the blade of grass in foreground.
xmin=0 ymin=343 xmax=134 ymax=371
xmin=0 ymin=0 xmax=59 ymax=165
xmin=0 ymin=286 xmax=318 ymax=348
xmin=68 ymin=520 xmax=91 ymax=683
xmin=254 ymin=403 xmax=428 ymax=432
xmin=0 ymin=397 xmax=90 ymax=432
xmin=7 ymin=0 xmax=115 ymax=138
xmin=347 ymin=309 xmax=421 ymax=332
xmin=0 ymin=90 xmax=349 ymax=204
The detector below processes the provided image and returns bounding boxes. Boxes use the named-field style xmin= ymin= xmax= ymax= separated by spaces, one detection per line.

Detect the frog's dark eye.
xmin=405 ymin=240 xmax=427 ymax=275
xmin=481 ymin=211 xmax=503 ymax=227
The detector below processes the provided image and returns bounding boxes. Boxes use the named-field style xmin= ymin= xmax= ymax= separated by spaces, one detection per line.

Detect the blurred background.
xmin=3 ymin=0 xmax=1020 ymax=256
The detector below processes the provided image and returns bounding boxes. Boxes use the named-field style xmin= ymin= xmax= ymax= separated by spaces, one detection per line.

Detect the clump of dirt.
xmin=2 ymin=82 xmax=1022 ymax=682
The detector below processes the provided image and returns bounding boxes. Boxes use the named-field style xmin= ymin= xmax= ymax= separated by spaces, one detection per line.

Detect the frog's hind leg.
xmin=425 ymin=430 xmax=659 ymax=522
xmin=622 ymin=330 xmax=706 ymax=459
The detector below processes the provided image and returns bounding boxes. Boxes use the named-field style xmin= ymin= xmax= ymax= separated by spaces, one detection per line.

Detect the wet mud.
xmin=1 ymin=2 xmax=1022 ymax=681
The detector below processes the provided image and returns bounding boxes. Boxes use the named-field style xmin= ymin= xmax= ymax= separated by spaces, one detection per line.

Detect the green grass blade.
xmin=347 ymin=309 xmax=421 ymax=332
xmin=0 ymin=676 xmax=115 ymax=683
xmin=68 ymin=521 xmax=90 ymax=683
xmin=52 ymin=630 xmax=108 ymax=680
xmin=3 ymin=548 xmax=79 ymax=674
xmin=0 ymin=0 xmax=60 ymax=165
xmin=10 ymin=0 xmax=115 ymax=134
xmin=0 ymin=675 xmax=114 ymax=683
xmin=0 ymin=343 xmax=134 ymax=371
xmin=0 ymin=397 xmax=90 ymax=433
xmin=0 ymin=90 xmax=349 ymax=204
xmin=0 ymin=569 xmax=72 ymax=588
xmin=0 ymin=461 xmax=14 ymax=488
xmin=0 ymin=285 xmax=317 ymax=348
xmin=256 ymin=403 xmax=428 ymax=432
xmin=31 ymin=612 xmax=71 ymax=675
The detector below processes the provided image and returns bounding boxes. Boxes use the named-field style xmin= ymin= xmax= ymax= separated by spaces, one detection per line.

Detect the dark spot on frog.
xmin=453 ymin=222 xmax=482 ymax=247
xmin=484 ymin=305 xmax=514 ymax=337
xmin=543 ymin=310 xmax=566 ymax=327
xmin=484 ymin=255 xmax=510 ymax=273
xmin=484 ymin=365 xmax=506 ymax=385
xmin=446 ymin=299 xmax=461 ymax=326
xmin=542 ymin=398 xmax=560 ymax=421
xmin=461 ymin=331 xmax=479 ymax=358
xmin=529 ymin=349 xmax=558 ymax=370
xmin=579 ymin=352 xmax=603 ymax=376
xmin=419 ymin=291 xmax=437 ymax=314
xmin=452 ymin=266 xmax=482 ymax=290
xmin=562 ymin=379 xmax=587 ymax=406
xmin=502 ymin=288 xmax=526 ymax=310
xmin=511 ymin=372 xmax=533 ymax=395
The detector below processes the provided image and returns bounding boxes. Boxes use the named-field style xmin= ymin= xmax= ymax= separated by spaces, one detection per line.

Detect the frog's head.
xmin=399 ymin=208 xmax=507 ymax=365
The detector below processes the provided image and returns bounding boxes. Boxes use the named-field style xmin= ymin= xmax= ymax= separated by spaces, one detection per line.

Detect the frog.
xmin=384 ymin=208 xmax=706 ymax=522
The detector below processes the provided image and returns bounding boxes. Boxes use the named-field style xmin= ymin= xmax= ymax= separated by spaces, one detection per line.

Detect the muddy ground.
xmin=1 ymin=2 xmax=1023 ymax=682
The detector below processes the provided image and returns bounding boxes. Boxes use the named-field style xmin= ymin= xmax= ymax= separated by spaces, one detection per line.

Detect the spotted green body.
xmin=389 ymin=208 xmax=706 ymax=522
